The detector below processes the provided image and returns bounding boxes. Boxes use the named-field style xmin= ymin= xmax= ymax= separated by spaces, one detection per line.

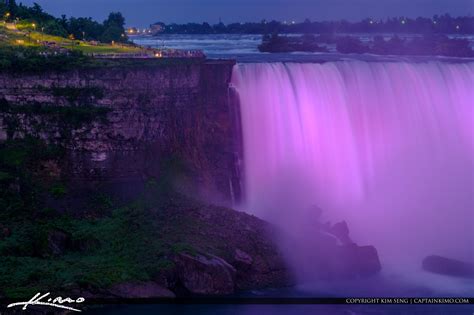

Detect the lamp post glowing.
xmin=68 ymin=34 xmax=75 ymax=47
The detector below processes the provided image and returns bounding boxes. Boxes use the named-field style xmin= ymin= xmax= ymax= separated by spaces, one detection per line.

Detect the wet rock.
xmin=336 ymin=244 xmax=382 ymax=277
xmin=153 ymin=264 xmax=178 ymax=289
xmin=174 ymin=253 xmax=236 ymax=295
xmin=47 ymin=229 xmax=71 ymax=256
xmin=185 ymin=205 xmax=293 ymax=290
xmin=233 ymin=249 xmax=253 ymax=270
xmin=329 ymin=221 xmax=353 ymax=245
xmin=422 ymin=255 xmax=474 ymax=278
xmin=108 ymin=281 xmax=175 ymax=298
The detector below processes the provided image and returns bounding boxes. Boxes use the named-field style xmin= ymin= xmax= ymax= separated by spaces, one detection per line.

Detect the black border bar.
xmin=2 ymin=297 xmax=473 ymax=305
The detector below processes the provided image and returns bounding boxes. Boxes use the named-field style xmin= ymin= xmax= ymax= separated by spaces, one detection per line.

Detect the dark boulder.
xmin=177 ymin=205 xmax=293 ymax=290
xmin=333 ymin=244 xmax=382 ymax=278
xmin=422 ymin=255 xmax=474 ymax=278
xmin=107 ymin=281 xmax=175 ymax=298
xmin=153 ymin=265 xmax=179 ymax=289
xmin=329 ymin=221 xmax=353 ymax=245
xmin=233 ymin=248 xmax=253 ymax=270
xmin=174 ymin=253 xmax=236 ymax=295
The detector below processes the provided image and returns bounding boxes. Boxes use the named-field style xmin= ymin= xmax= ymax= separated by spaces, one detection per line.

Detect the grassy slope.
xmin=0 ymin=22 xmax=145 ymax=54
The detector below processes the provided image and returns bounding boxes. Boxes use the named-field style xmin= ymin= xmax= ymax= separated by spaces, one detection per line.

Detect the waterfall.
xmin=231 ymin=61 xmax=474 ymax=284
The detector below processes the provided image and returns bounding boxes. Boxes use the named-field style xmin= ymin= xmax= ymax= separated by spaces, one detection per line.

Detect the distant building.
xmin=127 ymin=27 xmax=152 ymax=35
xmin=150 ymin=22 xmax=165 ymax=35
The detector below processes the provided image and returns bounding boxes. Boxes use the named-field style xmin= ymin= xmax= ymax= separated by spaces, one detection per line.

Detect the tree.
xmin=68 ymin=17 xmax=104 ymax=40
xmin=104 ymin=12 xmax=125 ymax=28
xmin=100 ymin=24 xmax=123 ymax=43
xmin=102 ymin=12 xmax=126 ymax=42
xmin=43 ymin=19 xmax=67 ymax=37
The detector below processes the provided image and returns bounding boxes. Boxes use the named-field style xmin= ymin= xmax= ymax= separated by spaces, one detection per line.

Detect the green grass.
xmin=20 ymin=29 xmax=145 ymax=54
xmin=0 ymin=185 xmax=184 ymax=298
xmin=0 ymin=139 xmax=199 ymax=299
xmin=0 ymin=23 xmax=147 ymax=54
xmin=0 ymin=205 xmax=173 ymax=297
xmin=72 ymin=43 xmax=144 ymax=54
xmin=0 ymin=22 xmax=205 ymax=72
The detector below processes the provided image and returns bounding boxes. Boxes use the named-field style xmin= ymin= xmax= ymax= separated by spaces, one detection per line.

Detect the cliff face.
xmin=0 ymin=60 xmax=241 ymax=206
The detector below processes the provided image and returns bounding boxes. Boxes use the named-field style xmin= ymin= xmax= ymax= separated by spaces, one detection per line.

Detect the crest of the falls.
xmin=231 ymin=61 xmax=474 ymax=275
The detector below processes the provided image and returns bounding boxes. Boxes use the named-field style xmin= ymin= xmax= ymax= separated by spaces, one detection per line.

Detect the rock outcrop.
xmin=233 ymin=249 xmax=253 ymax=270
xmin=174 ymin=253 xmax=236 ymax=295
xmin=329 ymin=221 xmax=353 ymax=245
xmin=171 ymin=204 xmax=293 ymax=291
xmin=335 ymin=244 xmax=381 ymax=277
xmin=108 ymin=282 xmax=176 ymax=298
xmin=422 ymin=255 xmax=474 ymax=278
xmin=287 ymin=216 xmax=382 ymax=280
xmin=321 ymin=220 xmax=381 ymax=278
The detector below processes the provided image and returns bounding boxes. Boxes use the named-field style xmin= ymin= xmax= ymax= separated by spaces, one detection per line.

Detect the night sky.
xmin=19 ymin=0 xmax=474 ymax=27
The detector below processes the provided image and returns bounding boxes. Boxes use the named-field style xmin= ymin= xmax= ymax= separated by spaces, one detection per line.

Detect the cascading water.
xmin=231 ymin=61 xmax=474 ymax=294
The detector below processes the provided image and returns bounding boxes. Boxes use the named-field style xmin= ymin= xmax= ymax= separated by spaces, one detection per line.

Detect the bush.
xmin=0 ymin=46 xmax=94 ymax=73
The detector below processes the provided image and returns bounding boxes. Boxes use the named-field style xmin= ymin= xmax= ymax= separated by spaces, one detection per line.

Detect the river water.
xmin=132 ymin=33 xmax=474 ymax=62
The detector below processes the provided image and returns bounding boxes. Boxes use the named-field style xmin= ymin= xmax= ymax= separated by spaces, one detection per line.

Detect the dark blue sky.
xmin=20 ymin=0 xmax=474 ymax=27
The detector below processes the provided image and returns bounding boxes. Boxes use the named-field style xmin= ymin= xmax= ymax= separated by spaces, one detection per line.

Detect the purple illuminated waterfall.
xmin=231 ymin=61 xmax=474 ymax=287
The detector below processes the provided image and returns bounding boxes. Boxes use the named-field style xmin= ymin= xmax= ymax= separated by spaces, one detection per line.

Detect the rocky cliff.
xmin=0 ymin=60 xmax=241 ymax=206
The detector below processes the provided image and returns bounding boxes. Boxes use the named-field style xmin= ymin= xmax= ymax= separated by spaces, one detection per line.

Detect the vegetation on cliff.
xmin=0 ymin=44 xmax=203 ymax=73
xmin=0 ymin=138 xmax=289 ymax=299
xmin=0 ymin=46 xmax=93 ymax=72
